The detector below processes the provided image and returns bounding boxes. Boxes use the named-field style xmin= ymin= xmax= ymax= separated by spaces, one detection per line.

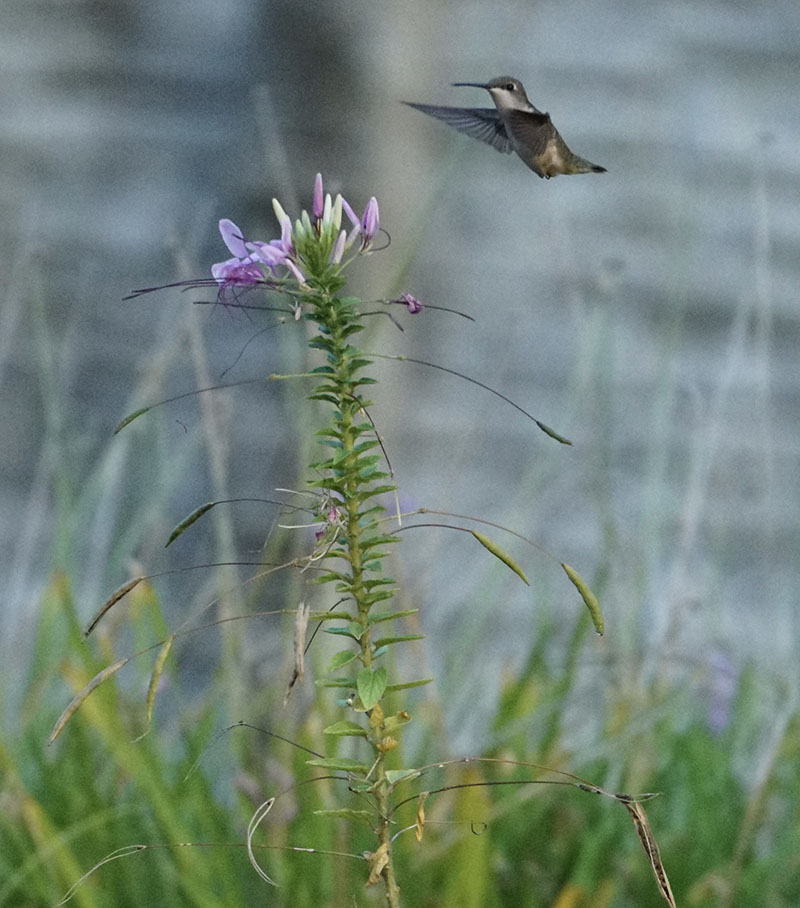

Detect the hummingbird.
xmin=406 ymin=76 xmax=607 ymax=179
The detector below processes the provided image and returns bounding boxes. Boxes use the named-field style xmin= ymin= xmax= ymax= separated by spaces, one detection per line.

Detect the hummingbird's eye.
xmin=505 ymin=82 xmax=515 ymax=90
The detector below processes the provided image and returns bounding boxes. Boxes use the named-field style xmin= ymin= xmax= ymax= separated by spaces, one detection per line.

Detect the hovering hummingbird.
xmin=406 ymin=76 xmax=607 ymax=180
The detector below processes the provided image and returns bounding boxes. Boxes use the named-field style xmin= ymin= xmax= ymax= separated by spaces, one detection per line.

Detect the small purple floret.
xmin=398 ymin=292 xmax=423 ymax=313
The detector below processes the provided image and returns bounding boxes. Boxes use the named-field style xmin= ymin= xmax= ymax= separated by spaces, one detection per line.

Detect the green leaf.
xmin=356 ymin=484 xmax=396 ymax=499
xmin=561 ymin=563 xmax=604 ymax=635
xmin=308 ymin=393 xmax=339 ymax=405
xmin=366 ymin=609 xmax=419 ymax=627
xmin=358 ymin=536 xmax=400 ymax=552
xmin=363 ymin=577 xmax=396 ymax=590
xmin=357 ymin=666 xmax=388 ymax=710
xmin=316 ymin=427 xmax=343 ymax=440
xmin=324 ymin=622 xmax=364 ymax=640
xmin=385 ymin=768 xmax=422 ymax=786
xmin=373 ymin=635 xmax=425 ymax=648
xmin=361 ymin=551 xmax=388 ymax=567
xmin=310 ymin=609 xmax=355 ymax=624
xmin=312 ymin=572 xmax=350 ymax=586
xmin=471 ymin=531 xmax=530 ymax=585
xmin=363 ymin=591 xmax=396 ymax=606
xmin=386 ymin=678 xmax=434 ymax=692
xmin=323 ymin=720 xmax=368 ymax=737
xmin=306 ymin=757 xmax=368 ymax=773
xmin=347 ymin=779 xmax=377 ymax=793
xmin=327 ymin=650 xmax=358 ymax=671
xmin=353 ymin=440 xmax=380 ymax=454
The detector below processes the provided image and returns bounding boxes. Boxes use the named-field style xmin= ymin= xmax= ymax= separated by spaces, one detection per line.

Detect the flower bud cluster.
xmin=211 ymin=173 xmax=379 ymax=295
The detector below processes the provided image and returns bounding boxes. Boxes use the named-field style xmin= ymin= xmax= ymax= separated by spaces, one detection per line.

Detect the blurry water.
xmin=1 ymin=0 xmax=798 ymax=745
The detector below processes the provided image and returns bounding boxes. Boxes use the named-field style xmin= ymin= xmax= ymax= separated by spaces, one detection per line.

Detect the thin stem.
xmin=309 ymin=288 xmax=401 ymax=907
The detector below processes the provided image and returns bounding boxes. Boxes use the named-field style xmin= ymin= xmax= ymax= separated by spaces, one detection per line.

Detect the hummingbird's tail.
xmin=572 ymin=155 xmax=607 ymax=175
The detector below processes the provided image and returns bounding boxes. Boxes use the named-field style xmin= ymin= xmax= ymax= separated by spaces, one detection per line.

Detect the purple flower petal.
xmin=248 ymin=241 xmax=289 ymax=270
xmin=218 ymin=219 xmax=248 ymax=258
xmin=272 ymin=199 xmax=294 ymax=250
xmin=341 ymin=198 xmax=360 ymax=230
xmin=330 ymin=229 xmax=347 ymax=264
xmin=361 ymin=197 xmax=379 ymax=242
xmin=284 ymin=259 xmax=307 ymax=285
xmin=211 ymin=257 xmax=263 ymax=285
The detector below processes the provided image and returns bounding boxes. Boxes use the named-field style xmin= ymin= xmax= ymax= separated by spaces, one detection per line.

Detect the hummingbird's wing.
xmin=502 ymin=109 xmax=556 ymax=158
xmin=404 ymin=103 xmax=513 ymax=154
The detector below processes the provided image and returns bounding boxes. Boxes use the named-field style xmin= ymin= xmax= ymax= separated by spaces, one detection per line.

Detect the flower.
xmin=210 ymin=257 xmax=263 ymax=285
xmin=314 ymin=504 xmax=343 ymax=541
xmin=210 ymin=219 xmax=270 ymax=300
xmin=212 ymin=175 xmax=381 ymax=293
xmin=395 ymin=292 xmax=424 ymax=314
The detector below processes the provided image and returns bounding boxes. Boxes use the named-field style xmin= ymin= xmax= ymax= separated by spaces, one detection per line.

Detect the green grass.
xmin=2 ymin=560 xmax=798 ymax=907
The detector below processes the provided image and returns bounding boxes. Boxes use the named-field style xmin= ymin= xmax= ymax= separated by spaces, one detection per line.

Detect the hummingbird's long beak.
xmin=451 ymin=81 xmax=489 ymax=89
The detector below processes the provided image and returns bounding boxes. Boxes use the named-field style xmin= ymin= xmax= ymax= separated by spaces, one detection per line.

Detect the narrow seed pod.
xmin=49 ymin=658 xmax=129 ymax=744
xmin=561 ymin=563 xmax=604 ymax=635
xmin=471 ymin=531 xmax=530 ymax=585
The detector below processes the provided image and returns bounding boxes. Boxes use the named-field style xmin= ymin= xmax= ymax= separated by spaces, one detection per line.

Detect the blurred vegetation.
xmin=2 ymin=563 xmax=798 ymax=907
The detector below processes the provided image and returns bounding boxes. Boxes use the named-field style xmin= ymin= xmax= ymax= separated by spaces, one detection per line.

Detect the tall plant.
xmin=52 ymin=174 xmax=679 ymax=908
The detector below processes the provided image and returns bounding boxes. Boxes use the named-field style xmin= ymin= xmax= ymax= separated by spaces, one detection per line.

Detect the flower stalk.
xmin=213 ymin=175 xmax=416 ymax=904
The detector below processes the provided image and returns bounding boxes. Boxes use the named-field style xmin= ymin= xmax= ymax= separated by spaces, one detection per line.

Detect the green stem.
xmin=311 ymin=289 xmax=400 ymax=906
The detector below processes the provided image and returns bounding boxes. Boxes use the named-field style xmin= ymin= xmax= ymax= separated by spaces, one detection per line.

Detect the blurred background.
xmin=1 ymin=0 xmax=798 ymax=905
